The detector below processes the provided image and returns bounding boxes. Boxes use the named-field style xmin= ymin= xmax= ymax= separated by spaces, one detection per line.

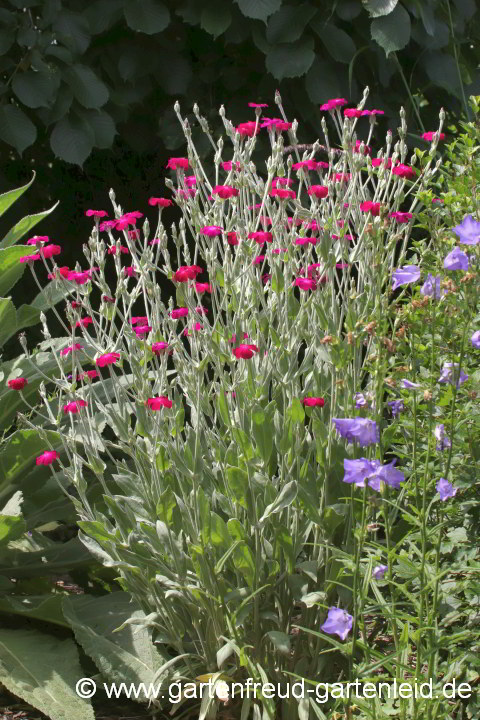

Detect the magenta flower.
xmin=438 ymin=362 xmax=468 ymax=388
xmin=389 ymin=212 xmax=412 ymax=223
xmin=302 ymin=397 xmax=325 ymax=407
xmin=444 ymin=247 xmax=469 ymax=271
xmin=173 ymin=265 xmax=203 ymax=282
xmin=166 ymin=157 xmax=189 ymax=170
xmin=195 ymin=282 xmax=212 ymax=294
xmin=372 ymin=158 xmax=392 ymax=169
xmin=146 ymin=396 xmax=172 ymax=410
xmin=85 ymin=209 xmax=108 ymax=218
xmin=252 ymin=255 xmax=265 ymax=266
xmin=422 ymin=131 xmax=445 ymax=142
xmin=36 ymin=450 xmax=59 ymax=466
xmin=342 ymin=457 xmax=404 ymax=491
xmin=471 ymin=331 xmax=480 ymax=348
xmin=452 ymin=215 xmax=480 ymax=245
xmin=96 ymin=352 xmax=120 ymax=367
xmin=308 ymin=185 xmax=328 ymax=199
xmin=134 ymin=325 xmax=152 ymax=336
xmin=212 ymin=185 xmax=239 ymax=200
xmin=319 ymin=98 xmax=348 ymax=111
xmin=248 ymin=102 xmax=268 ymax=108
xmin=392 ymin=265 xmax=420 ymax=291
xmin=332 ymin=418 xmax=379 ymax=447
xmin=294 ymin=278 xmax=316 ymax=291
xmin=372 ymin=565 xmax=388 ymax=580
xmin=436 ymin=478 xmax=457 ymax=501
xmin=227 ymin=231 xmax=239 ymax=245
xmin=360 ymin=201 xmax=381 ymax=216
xmin=434 ymin=424 xmax=451 ymax=452
xmin=233 ymin=344 xmax=259 ymax=359
xmin=421 ymin=273 xmax=445 ymax=299
xmin=321 ymin=607 xmax=353 ymax=641
xmin=344 ymin=108 xmax=363 ymax=119
xmin=292 ymin=160 xmax=318 ymax=170
xmin=8 ymin=377 xmax=28 ymax=390
xmin=248 ymin=231 xmax=273 ymax=244
xmin=201 ymin=226 xmax=223 ymax=237
xmin=392 ymin=164 xmax=416 ymax=180
xmin=26 ymin=235 xmax=49 ymax=245
xmin=171 ymin=308 xmax=189 ymax=319
xmin=149 ymin=197 xmax=173 ymax=207
xmin=60 ymin=344 xmax=83 ymax=357
xmin=63 ymin=400 xmax=88 ymax=414
xmin=152 ymin=342 xmax=173 ymax=356
xmin=270 ymin=188 xmax=296 ymax=200
xmin=236 ymin=121 xmax=259 ymax=137
xmin=222 ymin=161 xmax=242 ymax=171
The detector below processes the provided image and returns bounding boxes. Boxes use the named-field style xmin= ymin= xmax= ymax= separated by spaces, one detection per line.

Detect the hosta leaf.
xmin=266 ymin=3 xmax=317 ymax=44
xmin=0 ymin=104 xmax=37 ymax=154
xmin=0 ymin=172 xmax=35 ymax=219
xmin=200 ymin=3 xmax=232 ymax=38
xmin=12 ymin=69 xmax=60 ymax=109
xmin=123 ymin=0 xmax=170 ymax=35
xmin=362 ymin=0 xmax=398 ymax=16
xmin=0 ymin=629 xmax=94 ymax=720
xmin=266 ymin=36 xmax=315 ymax=80
xmin=236 ymin=0 xmax=282 ymax=22
xmin=371 ymin=4 xmax=411 ymax=56
xmin=50 ymin=114 xmax=94 ymax=166
xmin=64 ymin=65 xmax=109 ymax=109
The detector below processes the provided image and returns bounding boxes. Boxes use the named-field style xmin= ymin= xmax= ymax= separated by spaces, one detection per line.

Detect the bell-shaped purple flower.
xmin=471 ymin=331 xmax=480 ymax=349
xmin=444 ymin=247 xmax=469 ymax=271
xmin=321 ymin=607 xmax=353 ymax=641
xmin=401 ymin=379 xmax=421 ymax=389
xmin=436 ymin=478 xmax=457 ymax=501
xmin=387 ymin=399 xmax=404 ymax=417
xmin=332 ymin=418 xmax=379 ymax=446
xmin=452 ymin=215 xmax=480 ymax=245
xmin=372 ymin=564 xmax=388 ymax=580
xmin=392 ymin=265 xmax=421 ymax=291
xmin=434 ymin=424 xmax=451 ymax=452
xmin=354 ymin=392 xmax=368 ymax=408
xmin=343 ymin=457 xmax=404 ymax=491
xmin=438 ymin=362 xmax=468 ymax=388
xmin=420 ymin=273 xmax=445 ymax=299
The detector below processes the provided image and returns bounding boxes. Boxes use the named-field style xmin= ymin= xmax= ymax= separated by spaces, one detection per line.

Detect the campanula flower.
xmin=438 ymin=362 xmax=468 ymax=388
xmin=392 ymin=265 xmax=420 ymax=291
xmin=444 ymin=247 xmax=469 ymax=271
xmin=420 ymin=274 xmax=445 ymax=299
xmin=372 ymin=565 xmax=388 ymax=580
xmin=332 ymin=418 xmax=379 ymax=446
xmin=342 ymin=458 xmax=404 ymax=491
xmin=434 ymin=424 xmax=451 ymax=452
xmin=321 ymin=607 xmax=353 ymax=640
xmin=471 ymin=331 xmax=480 ymax=348
xmin=436 ymin=478 xmax=457 ymax=501
xmin=452 ymin=215 xmax=480 ymax=245
xmin=388 ymin=399 xmax=404 ymax=417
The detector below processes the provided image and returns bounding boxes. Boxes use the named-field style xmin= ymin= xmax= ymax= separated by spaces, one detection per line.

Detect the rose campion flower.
xmin=471 ymin=331 xmax=480 ymax=348
xmin=344 ymin=108 xmax=363 ymax=118
xmin=452 ymin=215 xmax=480 ymax=245
xmin=321 ymin=607 xmax=353 ymax=641
xmin=166 ymin=157 xmax=189 ymax=170
xmin=438 ymin=362 xmax=468 ymax=388
xmin=26 ymin=235 xmax=49 ymax=245
xmin=233 ymin=344 xmax=259 ymax=359
xmin=195 ymin=282 xmax=212 ymax=294
xmin=360 ymin=201 xmax=381 ymax=216
xmin=332 ymin=418 xmax=379 ymax=447
xmin=294 ymin=278 xmax=317 ymax=291
xmin=372 ymin=565 xmax=388 ymax=580
xmin=148 ymin=197 xmax=172 ymax=207
xmin=353 ymin=141 xmax=370 ymax=155
xmin=270 ymin=188 xmax=296 ymax=200
xmin=434 ymin=424 xmax=451 ymax=452
xmin=444 ymin=246 xmax=470 ymax=271
xmin=134 ymin=325 xmax=152 ymax=336
xmin=173 ymin=265 xmax=203 ymax=282
xmin=308 ymin=185 xmax=328 ymax=199
xmin=389 ymin=212 xmax=412 ymax=223
xmin=388 ymin=399 xmax=404 ymax=417
xmin=248 ymin=102 xmax=268 ymax=108
xmin=201 ymin=226 xmax=223 ymax=237
xmin=212 ymin=185 xmax=239 ymax=199
xmin=152 ymin=342 xmax=173 ymax=356
xmin=292 ymin=160 xmax=318 ymax=170
xmin=75 ymin=317 xmax=93 ymax=328
xmin=342 ymin=458 xmax=404 ymax=491
xmin=36 ymin=450 xmax=59 ymax=466
xmin=422 ymin=131 xmax=445 ymax=142
xmin=146 ymin=396 xmax=172 ymax=410
xmin=302 ymin=397 xmax=325 ymax=407
xmin=96 ymin=352 xmax=120 ymax=367
xmin=171 ymin=308 xmax=189 ymax=319
xmin=85 ymin=209 xmax=108 ymax=218
xmin=236 ymin=121 xmax=259 ymax=137
xmin=371 ymin=158 xmax=392 ymax=169
xmin=421 ymin=273 xmax=445 ymax=300
xmin=60 ymin=344 xmax=84 ymax=357
xmin=222 ymin=161 xmax=242 ymax=171
xmin=8 ymin=377 xmax=28 ymax=390
xmin=319 ymin=98 xmax=348 ymax=111
xmin=63 ymin=400 xmax=88 ymax=414
xmin=252 ymin=255 xmax=265 ymax=265
xmin=248 ymin=231 xmax=273 ymax=244
xmin=392 ymin=164 xmax=416 ymax=180
xmin=436 ymin=478 xmax=457 ymax=501
xmin=391 ymin=265 xmax=421 ymax=291
xmin=107 ymin=245 xmax=129 ymax=255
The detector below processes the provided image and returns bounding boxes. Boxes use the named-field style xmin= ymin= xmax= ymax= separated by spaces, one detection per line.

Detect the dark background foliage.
xmin=0 ymin=0 xmax=479 ymax=330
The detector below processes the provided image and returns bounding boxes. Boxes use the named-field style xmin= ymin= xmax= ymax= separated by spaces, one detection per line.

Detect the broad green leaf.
xmin=288 ymin=397 xmax=305 ymax=423
xmin=335 ymin=0 xmax=362 ymax=20
xmin=266 ymin=630 xmax=291 ymax=655
xmin=233 ymin=542 xmax=255 ymax=587
xmin=0 ymin=537 xmax=95 ymax=579
xmin=259 ymin=481 xmax=297 ymax=523
xmin=266 ymin=3 xmax=317 ymax=44
xmin=84 ymin=0 xmax=124 ymax=34
xmin=63 ymin=593 xmax=167 ymax=693
xmin=305 ymin=58 xmax=343 ymax=104
xmin=50 ymin=115 xmax=94 ymax=166
xmin=314 ymin=22 xmax=356 ymax=64
xmin=65 ymin=65 xmax=109 ymax=109
xmin=266 ymin=37 xmax=315 ymax=80
xmin=124 ymin=0 xmax=170 ymax=34
xmin=0 ymin=594 xmax=69 ymax=628
xmin=371 ymin=4 xmax=411 ymax=57
xmin=0 ymin=629 xmax=94 ymax=720
xmin=0 ymin=298 xmax=16 ymax=349
xmin=236 ymin=0 xmax=282 ymax=22
xmin=0 ymin=202 xmax=59 ymax=249
xmin=0 ymin=172 xmax=35 ymax=219
xmin=0 ymin=246 xmax=36 ymax=294
xmin=16 ymin=280 xmax=69 ymax=331
xmin=227 ymin=517 xmax=247 ymax=541
xmin=53 ymin=10 xmax=91 ymax=54
xmin=452 ymin=0 xmax=477 ymax=19
xmin=0 ymin=104 xmax=37 ymax=154
xmin=226 ymin=467 xmax=249 ymax=508
xmin=0 ymin=514 xmax=26 ymax=544
xmin=0 ymin=28 xmax=14 ymax=55
xmin=156 ymin=52 xmax=192 ymax=96
xmin=362 ymin=0 xmax=398 ymax=16
xmin=210 ymin=512 xmax=231 ymax=548
xmin=200 ymin=3 xmax=232 ymax=38
xmin=12 ymin=69 xmax=60 ymax=109
xmin=424 ymin=51 xmax=464 ymax=98
xmin=0 ymin=429 xmax=63 ymax=500
xmin=217 ymin=388 xmax=230 ymax=426
xmin=79 ymin=109 xmax=117 ymax=149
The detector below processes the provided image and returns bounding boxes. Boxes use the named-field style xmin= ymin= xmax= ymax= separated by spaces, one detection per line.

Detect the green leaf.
xmin=200 ymin=3 xmax=232 ymax=38
xmin=84 ymin=0 xmax=124 ymax=34
xmin=0 ymin=629 xmax=94 ymax=720
xmin=452 ymin=0 xmax=477 ymax=19
xmin=0 ymin=429 xmax=63 ymax=500
xmin=266 ymin=36 xmax=315 ymax=80
xmin=50 ymin=115 xmax=94 ymax=166
xmin=305 ymin=58 xmax=343 ymax=103
xmin=79 ymin=108 xmax=116 ymax=149
xmin=287 ymin=397 xmax=305 ymax=423
xmin=314 ymin=22 xmax=356 ymax=64
xmin=0 ymin=28 xmax=14 ymax=56
xmin=233 ymin=543 xmax=255 ymax=587
xmin=266 ymin=3 xmax=317 ymax=44
xmin=65 ymin=65 xmax=109 ymax=109
xmin=0 ymin=202 xmax=58 ymax=249
xmin=266 ymin=630 xmax=291 ymax=655
xmin=0 ymin=594 xmax=68 ymax=628
xmin=52 ymin=10 xmax=91 ymax=54
xmin=362 ymin=0 xmax=398 ymax=16
xmin=12 ymin=69 xmax=60 ymax=109
xmin=0 ymin=537 xmax=95 ymax=579
xmin=124 ymin=0 xmax=170 ymax=34
xmin=156 ymin=52 xmax=192 ymax=96
xmin=424 ymin=51 xmax=464 ymax=98
xmin=0 ymin=246 xmax=34 ymax=294
xmin=236 ymin=0 xmax=282 ymax=22
xmin=226 ymin=467 xmax=249 ymax=509
xmin=0 ymin=104 xmax=37 ymax=154
xmin=335 ymin=0 xmax=362 ymax=20
xmin=0 ymin=298 xmax=16 ymax=349
xmin=259 ymin=480 xmax=297 ymax=524
xmin=0 ymin=172 xmax=35 ymax=219
xmin=371 ymin=4 xmax=411 ymax=56
xmin=17 ymin=280 xmax=68 ymax=328
xmin=62 ymin=593 xmax=166 ymax=695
